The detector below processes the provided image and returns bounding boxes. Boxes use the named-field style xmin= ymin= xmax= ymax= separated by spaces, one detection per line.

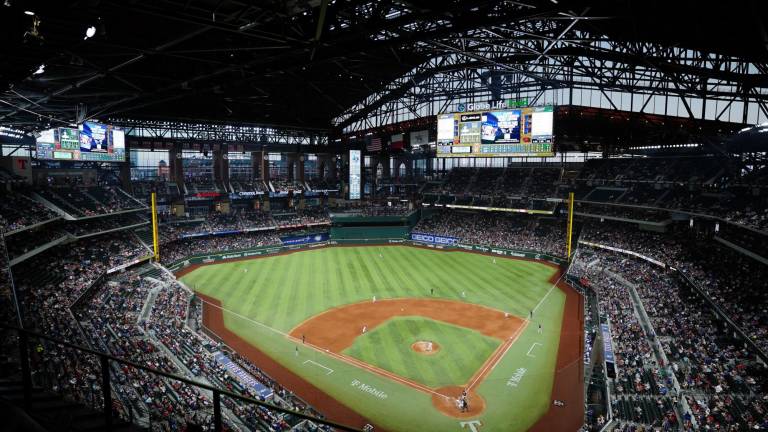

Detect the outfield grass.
xmin=183 ymin=246 xmax=566 ymax=432
xmin=343 ymin=316 xmax=501 ymax=388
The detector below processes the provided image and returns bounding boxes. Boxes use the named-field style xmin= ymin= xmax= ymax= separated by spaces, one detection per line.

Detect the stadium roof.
xmin=1 ymin=0 xmax=767 ymax=132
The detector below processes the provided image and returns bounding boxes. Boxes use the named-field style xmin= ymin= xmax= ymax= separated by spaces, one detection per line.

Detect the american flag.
xmin=367 ymin=137 xmax=382 ymax=152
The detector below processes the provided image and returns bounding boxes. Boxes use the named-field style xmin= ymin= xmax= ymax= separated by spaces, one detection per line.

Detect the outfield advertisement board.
xmin=107 ymin=255 xmax=152 ymax=275
xmin=601 ymin=323 xmax=617 ymax=378
xmin=280 ymin=233 xmax=330 ymax=246
xmin=410 ymin=232 xmax=459 ymax=245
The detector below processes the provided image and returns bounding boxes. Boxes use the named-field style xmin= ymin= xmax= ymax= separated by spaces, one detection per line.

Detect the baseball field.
xmin=179 ymin=245 xmax=583 ymax=432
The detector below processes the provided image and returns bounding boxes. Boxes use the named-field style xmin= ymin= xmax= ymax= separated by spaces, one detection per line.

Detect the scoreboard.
xmin=437 ymin=105 xmax=554 ymax=157
xmin=36 ymin=121 xmax=126 ymax=162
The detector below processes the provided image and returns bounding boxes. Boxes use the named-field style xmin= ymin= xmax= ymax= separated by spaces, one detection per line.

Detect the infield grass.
xmin=343 ymin=316 xmax=501 ymax=388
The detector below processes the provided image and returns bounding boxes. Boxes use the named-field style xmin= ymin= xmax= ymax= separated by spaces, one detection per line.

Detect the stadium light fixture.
xmin=24 ymin=10 xmax=34 ymax=15
xmin=33 ymin=64 xmax=45 ymax=75
xmin=84 ymin=26 xmax=96 ymax=39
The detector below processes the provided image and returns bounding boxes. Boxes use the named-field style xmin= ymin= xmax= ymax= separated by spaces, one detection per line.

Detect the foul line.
xmin=531 ymin=270 xmax=567 ymax=314
xmin=303 ymin=360 xmax=334 ymax=375
xmin=196 ymin=296 xmax=293 ymax=338
xmin=465 ymin=319 xmax=529 ymax=392
xmin=526 ymin=342 xmax=542 ymax=358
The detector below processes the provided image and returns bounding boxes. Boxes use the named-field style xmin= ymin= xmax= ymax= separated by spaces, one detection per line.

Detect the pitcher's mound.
xmin=411 ymin=340 xmax=441 ymax=355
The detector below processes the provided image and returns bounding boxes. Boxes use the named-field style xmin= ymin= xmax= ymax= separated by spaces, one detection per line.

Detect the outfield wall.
xmin=166 ymin=238 xmax=566 ymax=272
xmin=329 ymin=226 xmax=410 ymax=240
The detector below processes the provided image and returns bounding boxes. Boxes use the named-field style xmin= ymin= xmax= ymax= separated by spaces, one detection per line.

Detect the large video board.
xmin=437 ymin=105 xmax=554 ymax=157
xmin=36 ymin=121 xmax=126 ymax=162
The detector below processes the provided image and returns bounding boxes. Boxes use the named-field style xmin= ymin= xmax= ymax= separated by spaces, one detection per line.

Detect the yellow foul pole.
xmin=151 ymin=192 xmax=160 ymax=261
xmin=566 ymin=191 xmax=575 ymax=262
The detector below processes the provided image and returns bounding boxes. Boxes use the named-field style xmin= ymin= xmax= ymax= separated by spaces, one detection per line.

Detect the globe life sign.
xmin=456 ymin=101 xmax=506 ymax=112
xmin=455 ymin=98 xmax=530 ymax=112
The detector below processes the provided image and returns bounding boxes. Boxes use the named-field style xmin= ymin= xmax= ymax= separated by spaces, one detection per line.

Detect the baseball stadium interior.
xmin=1 ymin=1 xmax=768 ymax=431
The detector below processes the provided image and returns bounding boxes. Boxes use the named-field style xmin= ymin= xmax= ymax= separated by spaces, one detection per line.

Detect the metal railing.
xmin=1 ymin=323 xmax=362 ymax=432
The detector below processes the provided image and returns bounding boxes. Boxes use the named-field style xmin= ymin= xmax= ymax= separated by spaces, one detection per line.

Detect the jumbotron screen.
xmin=436 ymin=105 xmax=554 ymax=157
xmin=36 ymin=121 xmax=126 ymax=162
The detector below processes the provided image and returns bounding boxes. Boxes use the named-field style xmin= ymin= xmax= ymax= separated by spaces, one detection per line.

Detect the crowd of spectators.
xmin=63 ymin=213 xmax=149 ymax=237
xmin=160 ymin=210 xmax=276 ymax=241
xmin=37 ymin=185 xmax=144 ymax=217
xmin=5 ymin=234 xmax=148 ymax=417
xmin=571 ymin=251 xmax=678 ymax=431
xmin=159 ymin=209 xmax=330 ymax=242
xmin=160 ymin=232 xmax=281 ymax=265
xmin=0 ymin=190 xmax=59 ymax=232
xmin=413 ymin=210 xmax=564 ymax=256
xmin=576 ymin=202 xmax=672 ymax=222
xmin=581 ymin=221 xmax=768 ymax=353
xmin=4 ymin=226 xmax=69 ymax=259
xmin=72 ymin=266 xmax=318 ymax=431
xmin=270 ymin=180 xmax=304 ymax=193
xmin=423 ymin=166 xmax=561 ymax=204
xmin=304 ymin=177 xmax=339 ymax=192
xmin=230 ymin=176 xmax=268 ymax=193
xmin=2 ymin=225 xmax=331 ymax=431
xmin=562 ymin=156 xmax=768 ymax=233
xmin=185 ymin=176 xmax=220 ymax=194
xmin=271 ymin=208 xmax=330 ymax=228
xmin=3 ymin=212 xmax=151 ymax=261
xmin=576 ymin=222 xmax=768 ymax=431
xmin=331 ymin=202 xmax=412 ymax=217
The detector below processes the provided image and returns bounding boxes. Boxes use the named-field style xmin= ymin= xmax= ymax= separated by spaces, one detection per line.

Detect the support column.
xmin=119 ymin=156 xmax=131 ymax=192
xmin=260 ymin=150 xmax=269 ymax=182
xmin=286 ymin=153 xmax=299 ymax=182
xmin=213 ymin=146 xmax=224 ymax=185
xmin=326 ymin=154 xmax=338 ymax=181
xmin=298 ymin=155 xmax=306 ymax=183
xmin=210 ymin=144 xmax=229 ymax=188
xmin=221 ymin=144 xmax=229 ymax=186
xmin=381 ymin=154 xmax=391 ymax=179
xmin=250 ymin=151 xmax=260 ymax=180
xmin=169 ymin=143 xmax=184 ymax=184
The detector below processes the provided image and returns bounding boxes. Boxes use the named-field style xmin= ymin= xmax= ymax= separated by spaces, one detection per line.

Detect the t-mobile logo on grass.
xmin=350 ymin=379 xmax=388 ymax=399
xmin=506 ymin=368 xmax=527 ymax=387
xmin=460 ymin=420 xmax=483 ymax=431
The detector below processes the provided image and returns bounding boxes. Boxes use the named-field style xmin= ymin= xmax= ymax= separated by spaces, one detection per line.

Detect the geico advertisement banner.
xmin=280 ymin=232 xmax=330 ymax=246
xmin=410 ymin=232 xmax=459 ymax=245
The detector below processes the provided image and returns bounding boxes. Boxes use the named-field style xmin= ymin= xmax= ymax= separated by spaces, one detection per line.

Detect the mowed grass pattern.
xmin=184 ymin=246 xmax=556 ymax=333
xmin=343 ymin=316 xmax=500 ymax=388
